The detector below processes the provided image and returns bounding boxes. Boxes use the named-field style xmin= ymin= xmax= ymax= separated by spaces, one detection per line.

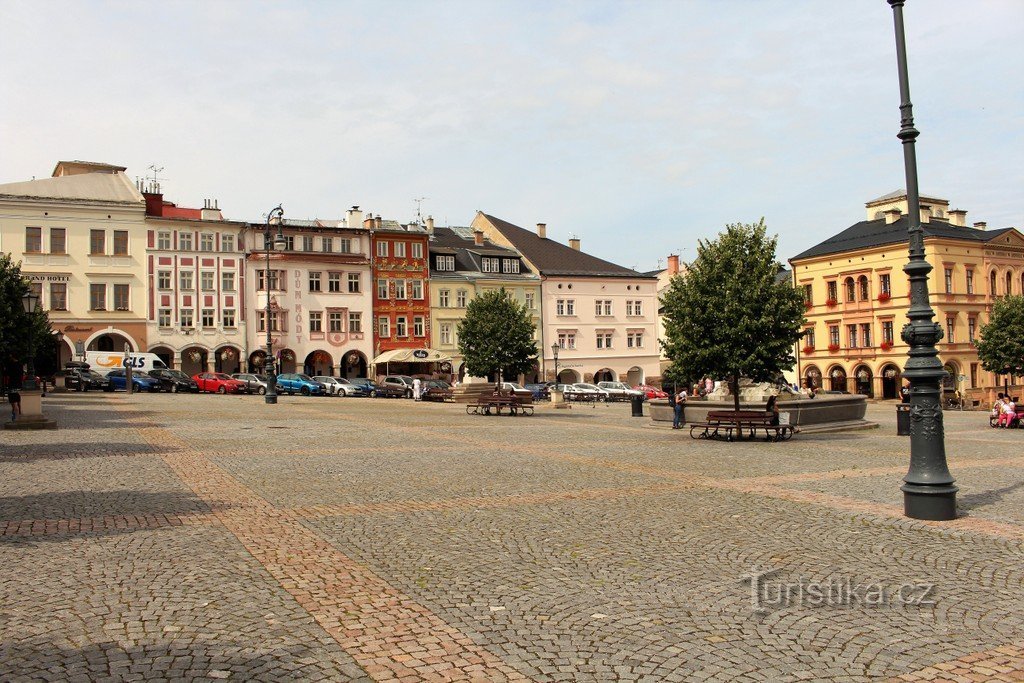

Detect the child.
xmin=8 ymin=387 xmax=21 ymax=421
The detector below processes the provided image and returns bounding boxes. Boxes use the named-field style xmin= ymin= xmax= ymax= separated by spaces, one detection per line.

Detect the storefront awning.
xmin=371 ymin=348 xmax=452 ymax=365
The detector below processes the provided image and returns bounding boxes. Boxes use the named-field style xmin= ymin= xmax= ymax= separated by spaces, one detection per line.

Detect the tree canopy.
xmin=1 ymin=254 xmax=51 ymax=383
xmin=975 ymin=294 xmax=1024 ymax=390
xmin=457 ymin=288 xmax=537 ymax=383
xmin=659 ymin=219 xmax=806 ymax=409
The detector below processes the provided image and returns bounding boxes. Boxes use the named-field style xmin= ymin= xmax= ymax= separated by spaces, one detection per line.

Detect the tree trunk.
xmin=732 ymin=374 xmax=741 ymax=412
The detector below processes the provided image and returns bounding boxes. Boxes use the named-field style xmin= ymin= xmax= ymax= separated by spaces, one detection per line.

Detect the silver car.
xmin=597 ymin=381 xmax=643 ymax=401
xmin=231 ymin=373 xmax=269 ymax=395
xmin=313 ymin=376 xmax=356 ymax=396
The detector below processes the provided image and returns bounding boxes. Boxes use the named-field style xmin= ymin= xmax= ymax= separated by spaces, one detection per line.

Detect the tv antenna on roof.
xmin=145 ymin=165 xmax=166 ymax=192
xmin=413 ymin=197 xmax=428 ymax=225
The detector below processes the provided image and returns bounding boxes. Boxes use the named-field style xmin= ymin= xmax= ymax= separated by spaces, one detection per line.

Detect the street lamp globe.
xmin=22 ymin=291 xmax=40 ymax=314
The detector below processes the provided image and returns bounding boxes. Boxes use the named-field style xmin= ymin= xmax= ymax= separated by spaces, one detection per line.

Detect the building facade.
xmin=0 ymin=161 xmax=148 ymax=365
xmin=790 ymin=192 xmax=1024 ymax=403
xmin=472 ymin=212 xmax=660 ymax=387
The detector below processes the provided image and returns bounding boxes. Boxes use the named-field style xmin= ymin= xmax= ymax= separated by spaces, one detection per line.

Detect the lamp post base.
xmin=902 ymin=484 xmax=958 ymax=521
xmin=265 ymin=395 xmax=278 ymax=405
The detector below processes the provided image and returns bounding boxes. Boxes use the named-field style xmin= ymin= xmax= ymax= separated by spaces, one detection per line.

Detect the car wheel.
xmin=217 ymin=386 xmax=226 ymax=394
xmin=301 ymin=387 xmax=310 ymax=396
xmin=369 ymin=389 xmax=377 ymax=398
xmin=258 ymin=386 xmax=266 ymax=395
xmin=171 ymin=383 xmax=178 ymax=393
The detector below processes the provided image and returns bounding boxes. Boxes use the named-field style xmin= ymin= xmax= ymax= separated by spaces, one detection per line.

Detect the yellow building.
xmin=790 ymin=191 xmax=1024 ymax=404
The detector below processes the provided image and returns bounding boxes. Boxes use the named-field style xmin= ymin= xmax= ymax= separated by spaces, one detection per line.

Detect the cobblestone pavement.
xmin=1 ymin=394 xmax=1022 ymax=682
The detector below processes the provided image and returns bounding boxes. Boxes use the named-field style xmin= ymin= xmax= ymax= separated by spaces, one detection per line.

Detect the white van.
xmin=84 ymin=351 xmax=169 ymax=374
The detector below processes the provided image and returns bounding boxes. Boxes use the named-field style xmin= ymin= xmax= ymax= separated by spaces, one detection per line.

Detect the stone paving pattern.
xmin=1 ymin=393 xmax=1022 ymax=681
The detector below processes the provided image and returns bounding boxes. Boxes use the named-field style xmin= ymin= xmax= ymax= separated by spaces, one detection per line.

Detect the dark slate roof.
xmin=775 ymin=268 xmax=792 ymax=285
xmin=429 ymin=227 xmax=537 ymax=279
xmin=791 ymin=216 xmax=1015 ymax=261
xmin=481 ymin=213 xmax=653 ymax=279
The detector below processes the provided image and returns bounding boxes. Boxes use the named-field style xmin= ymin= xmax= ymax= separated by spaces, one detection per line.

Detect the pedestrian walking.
xmin=672 ymin=387 xmax=687 ymax=429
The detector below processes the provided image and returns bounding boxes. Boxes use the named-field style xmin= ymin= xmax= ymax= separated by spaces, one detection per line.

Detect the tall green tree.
xmin=457 ymin=288 xmax=537 ymax=384
xmin=0 ymin=253 xmax=47 ymax=384
xmin=660 ymin=219 xmax=805 ymax=411
xmin=975 ymin=294 xmax=1024 ymax=394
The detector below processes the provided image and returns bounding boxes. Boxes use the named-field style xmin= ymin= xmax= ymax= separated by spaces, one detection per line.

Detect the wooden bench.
xmin=689 ymin=409 xmax=793 ymax=441
xmin=466 ymin=393 xmax=534 ymax=417
xmin=989 ymin=407 xmax=1024 ymax=428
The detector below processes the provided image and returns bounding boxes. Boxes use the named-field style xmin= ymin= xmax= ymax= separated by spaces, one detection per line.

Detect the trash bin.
xmin=631 ymin=394 xmax=645 ymax=417
xmin=896 ymin=403 xmax=911 ymax=436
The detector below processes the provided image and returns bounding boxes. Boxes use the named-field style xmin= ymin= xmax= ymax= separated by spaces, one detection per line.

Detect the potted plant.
xmin=825 ymin=298 xmax=838 ymax=308
xmin=804 ymin=300 xmax=813 ymax=310
xmin=880 ymin=341 xmax=894 ymax=351
xmin=801 ymin=345 xmax=815 ymax=354
xmin=827 ymin=343 xmax=840 ymax=353
xmin=878 ymin=292 xmax=891 ymax=303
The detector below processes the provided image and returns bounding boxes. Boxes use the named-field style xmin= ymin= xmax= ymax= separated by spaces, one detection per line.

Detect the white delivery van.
xmin=84 ymin=351 xmax=169 ymax=373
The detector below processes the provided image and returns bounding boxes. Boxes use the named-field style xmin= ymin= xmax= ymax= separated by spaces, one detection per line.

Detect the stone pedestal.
xmin=5 ymin=389 xmax=58 ymax=430
xmin=550 ymin=389 xmax=569 ymax=409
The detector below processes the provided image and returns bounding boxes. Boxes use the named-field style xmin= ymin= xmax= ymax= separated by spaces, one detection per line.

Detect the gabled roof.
xmin=0 ymin=171 xmax=144 ymax=205
xmin=791 ymin=215 xmax=1016 ymax=261
xmin=478 ymin=213 xmax=652 ymax=279
xmin=429 ymin=227 xmax=537 ymax=279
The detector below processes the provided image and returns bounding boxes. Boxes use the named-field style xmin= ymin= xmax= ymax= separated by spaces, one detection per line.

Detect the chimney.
xmin=426 ymin=216 xmax=435 ymax=234
xmin=142 ymin=187 xmax=164 ymax=217
xmin=667 ymin=254 xmax=680 ymax=276
xmin=884 ymin=208 xmax=902 ymax=224
xmin=374 ymin=216 xmax=383 ymax=229
xmin=948 ymin=209 xmax=967 ymax=227
xmin=473 ymin=229 xmax=484 ymax=246
xmin=536 ymin=223 xmax=547 ymax=239
xmin=919 ymin=204 xmax=931 ymax=224
xmin=363 ymin=214 xmax=374 ymax=229
xmin=973 ymin=221 xmax=987 ymax=230
xmin=569 ymin=236 xmax=581 ymax=251
xmin=346 ymin=205 xmax=363 ymax=229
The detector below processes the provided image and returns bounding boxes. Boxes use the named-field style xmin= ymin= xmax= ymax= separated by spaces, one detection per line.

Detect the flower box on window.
xmin=801 ymin=345 xmax=815 ymax=354
xmin=825 ymin=298 xmax=838 ymax=308
xmin=827 ymin=343 xmax=840 ymax=353
xmin=880 ymin=341 xmax=894 ymax=351
xmin=877 ymin=292 xmax=891 ymax=303
xmin=804 ymin=300 xmax=813 ymax=310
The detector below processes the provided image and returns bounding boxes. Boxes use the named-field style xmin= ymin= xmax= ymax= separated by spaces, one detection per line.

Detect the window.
xmin=394 ymin=279 xmax=406 ymax=299
xmin=557 ymin=332 xmax=576 ymax=349
xmin=200 ymin=233 xmax=215 ymax=252
xmin=1007 ymin=272 xmax=1013 ymax=296
xmin=968 ymin=317 xmax=976 ymax=342
xmin=804 ymin=327 xmax=815 ymax=348
xmin=339 ymin=238 xmax=352 ymax=254
xmin=802 ymin=284 xmax=812 ymax=304
xmin=376 ymin=241 xmax=388 ymax=257
xmin=845 ymin=278 xmax=856 ymax=303
xmin=282 ymin=235 xmax=295 ymax=251
xmin=439 ymin=289 xmax=450 ymax=307
xmin=946 ymin=317 xmax=955 ymax=343
xmin=223 ymin=309 xmax=236 ymax=328
xmin=344 ymin=272 xmax=358 ymax=293
xmin=596 ymin=300 xmax=613 ymax=316
xmin=990 ymin=271 xmax=997 ymax=296
xmin=847 ymin=324 xmax=858 ymax=348
xmin=557 ymin=299 xmax=576 ymax=316
xmin=158 ymin=309 xmax=171 ymax=327
xmin=46 ymin=227 xmax=66 ymax=254
xmin=180 ymin=271 xmax=194 ymax=290
xmin=157 ymin=231 xmax=171 ymax=249
xmin=436 ymin=255 xmax=455 ymax=271
xmin=348 ymin=312 xmax=361 ymax=333
xmin=90 ymin=229 xmax=106 ymax=255
xmin=413 ymin=316 xmax=425 ymax=337
xmin=257 ymin=270 xmax=284 ymax=291
xmin=394 ymin=242 xmax=406 ymax=258
xmin=50 ymin=283 xmax=67 ymax=311
xmin=456 ymin=290 xmax=467 ymax=307
xmin=966 ymin=269 xmax=974 ymax=294
xmin=329 ymin=312 xmax=343 ymax=333
xmin=525 ymin=292 xmax=535 ymax=310
xmin=829 ymin=325 xmax=840 ymax=347
xmin=440 ymin=322 xmax=452 ymax=345
xmin=971 ymin=363 xmax=978 ymax=388
xmin=113 ymin=284 xmax=129 ymax=310
xmin=882 ymin=321 xmax=894 ymax=344
xmin=378 ymin=317 xmax=391 ymax=337
xmin=309 ymin=271 xmax=322 ymax=292
xmin=90 ymin=284 xmax=106 ymax=310
xmin=827 ymin=281 xmax=838 ymax=302
xmin=221 ymin=234 xmax=235 ymax=252
xmin=180 ymin=309 xmax=194 ymax=328
xmin=503 ymin=259 xmax=520 ymax=274
xmin=158 ymin=271 xmax=172 ymax=290
xmin=626 ymin=300 xmax=642 ymax=316
xmin=302 ymin=236 xmax=314 ymax=252
xmin=328 ymin=272 xmax=342 ymax=293
xmin=627 ymin=331 xmax=644 ymax=348
xmin=201 ymin=271 xmax=215 ymax=291
xmin=411 ymin=243 xmax=423 ymax=259
xmin=596 ymin=332 xmax=613 ymax=349
xmin=410 ymin=279 xmax=423 ymax=300
xmin=481 ymin=257 xmax=500 ymax=273
xmin=112 ymin=230 xmax=128 ymax=256
xmin=395 ymin=316 xmax=408 ymax=337
xmin=880 ymin=273 xmax=891 ymax=295
xmin=377 ymin=279 xmax=388 ymax=299
xmin=256 ymin=310 xmax=283 ymax=333
xmin=860 ymin=323 xmax=872 ymax=347
xmin=178 ymin=232 xmax=193 ymax=250
xmin=201 ymin=309 xmax=215 ymax=327
xmin=321 ymin=237 xmax=333 ymax=253
xmin=944 ymin=268 xmax=953 ymax=294
xmin=858 ymin=276 xmax=869 ymax=300
xmin=221 ymin=272 xmax=235 ymax=292
xmin=309 ymin=311 xmax=322 ymax=332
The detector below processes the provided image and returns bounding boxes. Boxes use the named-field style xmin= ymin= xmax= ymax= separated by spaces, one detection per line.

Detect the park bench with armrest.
xmin=989 ymin=404 xmax=1024 ymax=428
xmin=689 ymin=409 xmax=793 ymax=441
xmin=466 ymin=392 xmax=534 ymax=417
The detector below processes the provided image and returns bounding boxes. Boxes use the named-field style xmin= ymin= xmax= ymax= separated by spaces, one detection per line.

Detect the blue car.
xmin=106 ymin=368 xmax=163 ymax=392
xmin=275 ymin=373 xmax=326 ymax=396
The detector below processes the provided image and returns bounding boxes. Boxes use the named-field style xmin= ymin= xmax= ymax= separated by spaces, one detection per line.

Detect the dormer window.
xmin=502 ymin=259 xmax=520 ymax=274
xmin=481 ymin=257 xmax=500 ymax=273
xmin=436 ymin=255 xmax=455 ymax=271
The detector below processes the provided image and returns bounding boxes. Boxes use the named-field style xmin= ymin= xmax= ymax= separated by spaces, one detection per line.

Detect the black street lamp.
xmin=550 ymin=343 xmax=559 ymax=385
xmin=264 ymin=205 xmax=286 ymax=405
xmin=887 ymin=0 xmax=957 ymax=520
xmin=21 ymin=290 xmax=40 ymax=390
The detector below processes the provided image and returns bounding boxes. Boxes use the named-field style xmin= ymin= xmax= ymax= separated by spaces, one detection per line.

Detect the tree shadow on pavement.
xmin=0 ymin=441 xmax=178 ymax=463
xmin=958 ymin=480 xmax=1024 ymax=513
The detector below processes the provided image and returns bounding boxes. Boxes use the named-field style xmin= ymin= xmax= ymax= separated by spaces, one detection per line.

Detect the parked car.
xmin=524 ymin=383 xmax=551 ymax=401
xmin=573 ymin=382 xmax=610 ymax=401
xmin=499 ymin=382 xmax=533 ymax=399
xmin=231 ymin=373 xmax=269 ymax=395
xmin=63 ymin=363 xmax=112 ymax=392
xmin=597 ymin=381 xmax=643 ymax=401
xmin=364 ymin=378 xmax=407 ymax=398
xmin=313 ymin=376 xmax=362 ymax=396
xmin=106 ymin=368 xmax=163 ymax=392
xmin=551 ymin=383 xmax=596 ymax=401
xmin=381 ymin=375 xmax=417 ymax=398
xmin=421 ymin=379 xmax=454 ymax=402
xmin=275 ymin=373 xmax=326 ymax=396
xmin=343 ymin=378 xmax=377 ymax=397
xmin=634 ymin=384 xmax=668 ymax=400
xmin=148 ymin=369 xmax=199 ymax=393
xmin=193 ymin=372 xmax=247 ymax=394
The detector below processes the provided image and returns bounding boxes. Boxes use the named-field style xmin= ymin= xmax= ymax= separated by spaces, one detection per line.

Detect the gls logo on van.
xmin=122 ymin=357 xmax=148 ymax=369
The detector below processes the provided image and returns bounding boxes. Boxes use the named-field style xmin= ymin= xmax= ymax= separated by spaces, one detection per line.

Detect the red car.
xmin=634 ymin=384 xmax=668 ymax=400
xmin=193 ymin=372 xmax=247 ymax=394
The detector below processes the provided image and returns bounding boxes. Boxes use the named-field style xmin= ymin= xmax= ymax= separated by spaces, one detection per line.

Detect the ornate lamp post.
xmin=264 ymin=205 xmax=286 ymax=405
xmin=887 ymin=0 xmax=957 ymax=520
xmin=21 ymin=290 xmax=40 ymax=390
xmin=550 ymin=343 xmax=560 ymax=385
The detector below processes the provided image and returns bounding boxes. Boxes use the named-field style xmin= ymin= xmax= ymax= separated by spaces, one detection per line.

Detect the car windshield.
xmin=166 ymin=370 xmax=190 ymax=380
xmin=297 ymin=374 xmax=314 ymax=381
xmin=505 ymin=383 xmax=526 ymax=390
xmin=255 ymin=375 xmax=267 ymax=382
xmin=213 ymin=373 xmax=232 ymax=380
xmin=575 ymin=383 xmax=599 ymax=390
xmin=82 ymin=370 xmax=105 ymax=379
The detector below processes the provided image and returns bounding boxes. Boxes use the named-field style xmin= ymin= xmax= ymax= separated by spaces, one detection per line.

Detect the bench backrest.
xmin=707 ymin=410 xmax=769 ymax=420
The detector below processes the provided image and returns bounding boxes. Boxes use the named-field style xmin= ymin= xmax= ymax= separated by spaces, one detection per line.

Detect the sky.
xmin=1 ymin=0 xmax=1021 ymax=272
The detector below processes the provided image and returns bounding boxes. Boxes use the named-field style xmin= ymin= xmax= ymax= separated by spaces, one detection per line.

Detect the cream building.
xmin=0 ymin=161 xmax=148 ymax=364
xmin=472 ymin=213 xmax=660 ymax=386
